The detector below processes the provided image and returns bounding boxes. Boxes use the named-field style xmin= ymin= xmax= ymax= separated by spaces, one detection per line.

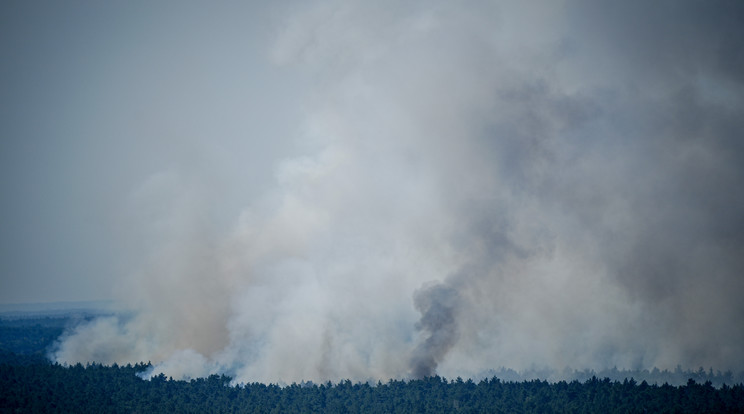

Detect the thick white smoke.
xmin=53 ymin=0 xmax=744 ymax=383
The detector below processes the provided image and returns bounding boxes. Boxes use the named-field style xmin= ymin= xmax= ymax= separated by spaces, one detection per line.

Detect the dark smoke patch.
xmin=409 ymin=282 xmax=461 ymax=378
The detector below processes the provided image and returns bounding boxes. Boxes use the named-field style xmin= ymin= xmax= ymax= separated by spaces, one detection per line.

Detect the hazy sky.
xmin=1 ymin=1 xmax=303 ymax=303
xmin=2 ymin=0 xmax=744 ymax=382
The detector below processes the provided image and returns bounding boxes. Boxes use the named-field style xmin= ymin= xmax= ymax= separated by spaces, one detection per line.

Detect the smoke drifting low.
xmin=50 ymin=0 xmax=744 ymax=383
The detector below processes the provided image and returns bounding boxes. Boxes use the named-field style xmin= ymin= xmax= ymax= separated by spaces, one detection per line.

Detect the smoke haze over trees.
xmin=1 ymin=0 xmax=743 ymax=383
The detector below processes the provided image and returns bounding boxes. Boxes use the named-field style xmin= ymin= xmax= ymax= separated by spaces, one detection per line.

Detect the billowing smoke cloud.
xmin=51 ymin=0 xmax=744 ymax=383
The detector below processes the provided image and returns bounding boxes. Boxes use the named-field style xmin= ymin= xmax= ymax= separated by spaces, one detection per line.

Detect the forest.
xmin=2 ymin=316 xmax=744 ymax=413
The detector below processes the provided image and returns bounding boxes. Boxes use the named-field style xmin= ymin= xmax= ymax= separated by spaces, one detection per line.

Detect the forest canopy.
xmin=2 ymin=317 xmax=744 ymax=413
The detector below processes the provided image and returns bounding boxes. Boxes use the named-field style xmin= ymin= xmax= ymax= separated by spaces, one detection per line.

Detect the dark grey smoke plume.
xmin=410 ymin=282 xmax=461 ymax=378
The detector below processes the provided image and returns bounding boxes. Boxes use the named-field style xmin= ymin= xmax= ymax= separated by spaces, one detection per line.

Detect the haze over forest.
xmin=1 ymin=0 xmax=743 ymax=384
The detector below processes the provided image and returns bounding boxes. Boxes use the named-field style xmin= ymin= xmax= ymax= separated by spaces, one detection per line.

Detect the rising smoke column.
xmin=409 ymin=282 xmax=461 ymax=378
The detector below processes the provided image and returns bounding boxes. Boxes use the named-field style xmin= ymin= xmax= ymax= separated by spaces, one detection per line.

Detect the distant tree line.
xmin=0 ymin=317 xmax=67 ymax=357
xmin=2 ymin=317 xmax=744 ymax=413
xmin=1 ymin=355 xmax=744 ymax=413
xmin=479 ymin=366 xmax=744 ymax=388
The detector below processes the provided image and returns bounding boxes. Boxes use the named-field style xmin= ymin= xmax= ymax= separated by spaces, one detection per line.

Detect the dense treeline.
xmin=2 ymin=317 xmax=744 ymax=412
xmin=2 ymin=356 xmax=744 ymax=413
xmin=481 ymin=366 xmax=744 ymax=388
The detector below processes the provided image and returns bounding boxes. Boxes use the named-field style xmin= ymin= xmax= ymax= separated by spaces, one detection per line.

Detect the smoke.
xmin=409 ymin=282 xmax=461 ymax=378
xmin=49 ymin=0 xmax=744 ymax=383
